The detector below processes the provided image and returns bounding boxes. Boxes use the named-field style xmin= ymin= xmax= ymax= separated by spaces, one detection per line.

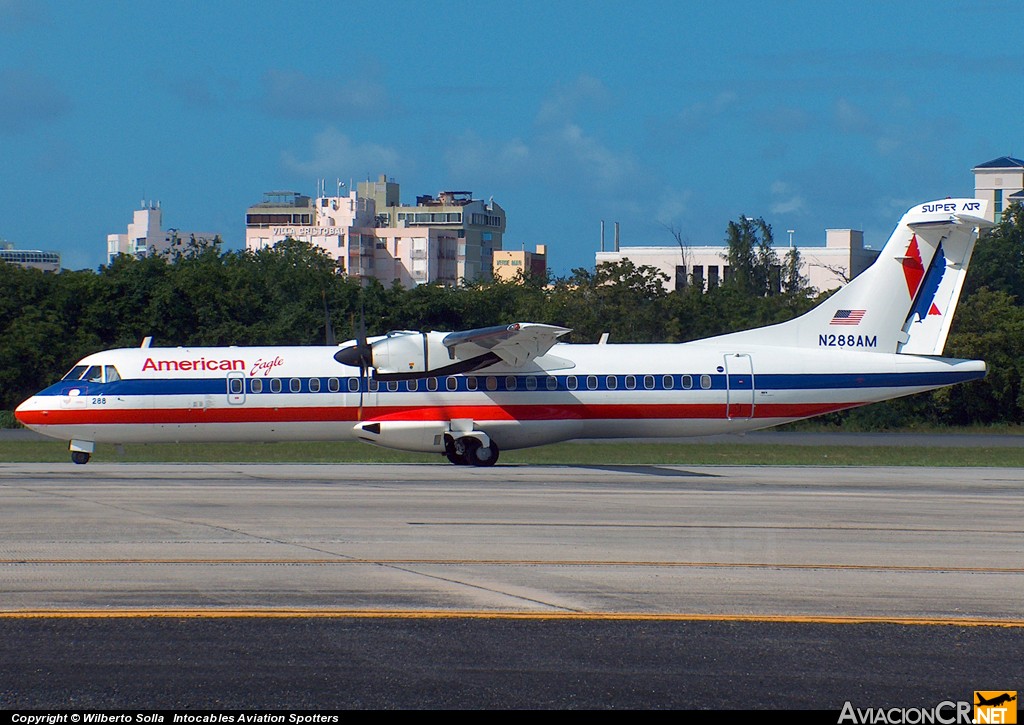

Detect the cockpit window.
xmin=84 ymin=366 xmax=104 ymax=383
xmin=104 ymin=366 xmax=121 ymax=383
xmin=62 ymin=365 xmax=89 ymax=381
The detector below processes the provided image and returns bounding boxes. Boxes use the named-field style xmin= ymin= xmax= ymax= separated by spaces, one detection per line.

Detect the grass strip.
xmin=1 ymin=440 xmax=1022 ymax=467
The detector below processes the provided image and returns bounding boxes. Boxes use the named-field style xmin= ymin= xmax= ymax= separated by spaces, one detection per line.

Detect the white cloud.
xmin=444 ymin=131 xmax=532 ymax=180
xmin=282 ymin=127 xmax=402 ymax=177
xmin=536 ymin=75 xmax=612 ymax=125
xmin=545 ymin=122 xmax=639 ymax=189
xmin=671 ymin=91 xmax=738 ymax=133
xmin=769 ymin=181 xmax=806 ymax=215
xmin=834 ymin=98 xmax=875 ymax=135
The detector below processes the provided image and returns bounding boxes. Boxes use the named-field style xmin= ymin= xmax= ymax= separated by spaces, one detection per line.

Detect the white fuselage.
xmin=15 ymin=341 xmax=985 ymax=454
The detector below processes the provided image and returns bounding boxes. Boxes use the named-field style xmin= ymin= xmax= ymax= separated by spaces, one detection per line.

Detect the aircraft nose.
xmin=14 ymin=395 xmax=41 ymax=425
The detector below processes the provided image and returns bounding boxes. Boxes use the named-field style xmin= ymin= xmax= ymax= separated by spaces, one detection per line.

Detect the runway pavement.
xmin=1 ymin=462 xmax=1022 ymax=708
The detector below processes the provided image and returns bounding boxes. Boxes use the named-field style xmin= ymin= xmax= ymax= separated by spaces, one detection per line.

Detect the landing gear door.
xmin=227 ymin=371 xmax=246 ymax=405
xmin=724 ymin=353 xmax=754 ymax=419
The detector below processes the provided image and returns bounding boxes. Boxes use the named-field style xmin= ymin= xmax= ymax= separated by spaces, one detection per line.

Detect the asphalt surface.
xmin=1 ymin=462 xmax=1021 ymax=710
xmin=2 ymin=618 xmax=1018 ymax=709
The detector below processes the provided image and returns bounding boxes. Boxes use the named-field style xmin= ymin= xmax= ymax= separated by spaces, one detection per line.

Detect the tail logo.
xmin=902 ymin=234 xmax=926 ymax=298
xmin=907 ymin=242 xmax=948 ymax=324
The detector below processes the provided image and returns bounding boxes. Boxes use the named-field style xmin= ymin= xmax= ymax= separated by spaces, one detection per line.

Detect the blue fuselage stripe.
xmin=36 ymin=369 xmax=984 ymax=399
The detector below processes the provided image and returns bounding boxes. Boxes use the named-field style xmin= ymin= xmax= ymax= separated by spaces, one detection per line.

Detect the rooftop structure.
xmin=972 ymin=156 xmax=1024 ymax=223
xmin=0 ymin=242 xmax=61 ymax=272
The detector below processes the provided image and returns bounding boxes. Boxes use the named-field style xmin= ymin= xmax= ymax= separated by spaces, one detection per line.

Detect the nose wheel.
xmin=71 ymin=451 xmax=91 ymax=465
xmin=444 ymin=435 xmax=499 ymax=467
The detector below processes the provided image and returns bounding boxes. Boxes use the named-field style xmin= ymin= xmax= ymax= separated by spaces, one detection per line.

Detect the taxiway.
xmin=2 ymin=462 xmax=1021 ymax=708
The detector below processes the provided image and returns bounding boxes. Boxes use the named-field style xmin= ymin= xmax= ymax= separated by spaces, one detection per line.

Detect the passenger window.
xmin=446 ymin=377 xmax=458 ymax=391
xmin=347 ymin=378 xmax=358 ymax=392
xmin=587 ymin=375 xmax=598 ymax=390
xmin=485 ymin=377 xmax=498 ymax=391
xmin=270 ymin=379 xmax=282 ymax=393
xmin=328 ymin=378 xmax=339 ymax=393
xmin=606 ymin=376 xmax=618 ymax=390
xmin=546 ymin=376 xmax=558 ymax=391
xmin=663 ymin=375 xmax=674 ymax=390
xmin=251 ymin=378 xmax=263 ymax=394
xmin=567 ymin=376 xmax=578 ymax=391
xmin=290 ymin=378 xmax=301 ymax=393
xmin=309 ymin=378 xmax=321 ymax=393
xmin=105 ymin=366 xmax=121 ymax=383
xmin=526 ymin=376 xmax=537 ymax=391
xmin=644 ymin=375 xmax=655 ymax=390
xmin=466 ymin=376 xmax=478 ymax=391
xmin=408 ymin=379 xmax=419 ymax=392
xmin=625 ymin=375 xmax=636 ymax=390
xmin=700 ymin=374 xmax=712 ymax=389
xmin=505 ymin=376 xmax=517 ymax=391
xmin=368 ymin=379 xmax=379 ymax=392
xmin=427 ymin=377 xmax=438 ymax=392
xmin=682 ymin=375 xmax=693 ymax=390
xmin=229 ymin=378 xmax=244 ymax=395
xmin=387 ymin=380 xmax=398 ymax=392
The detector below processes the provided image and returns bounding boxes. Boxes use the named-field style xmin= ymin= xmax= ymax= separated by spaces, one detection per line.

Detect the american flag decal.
xmin=830 ymin=309 xmax=865 ymax=325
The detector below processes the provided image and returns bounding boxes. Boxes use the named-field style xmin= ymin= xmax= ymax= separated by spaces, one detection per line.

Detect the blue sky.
xmin=1 ymin=0 xmax=1021 ymax=273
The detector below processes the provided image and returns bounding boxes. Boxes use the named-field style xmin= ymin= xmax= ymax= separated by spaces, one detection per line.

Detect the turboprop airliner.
xmin=16 ymin=198 xmax=992 ymax=466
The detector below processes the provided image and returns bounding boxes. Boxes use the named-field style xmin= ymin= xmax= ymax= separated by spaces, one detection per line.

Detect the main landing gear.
xmin=444 ymin=435 xmax=499 ymax=467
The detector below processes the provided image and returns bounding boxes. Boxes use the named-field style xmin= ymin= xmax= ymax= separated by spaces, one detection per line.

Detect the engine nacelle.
xmin=370 ymin=331 xmax=453 ymax=376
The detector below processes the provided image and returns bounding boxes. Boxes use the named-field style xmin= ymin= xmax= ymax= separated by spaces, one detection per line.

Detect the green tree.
xmin=724 ymin=215 xmax=779 ymax=296
xmin=963 ymin=202 xmax=1024 ymax=299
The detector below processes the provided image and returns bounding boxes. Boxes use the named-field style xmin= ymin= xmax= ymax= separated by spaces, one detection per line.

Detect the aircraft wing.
xmin=442 ymin=323 xmax=571 ymax=367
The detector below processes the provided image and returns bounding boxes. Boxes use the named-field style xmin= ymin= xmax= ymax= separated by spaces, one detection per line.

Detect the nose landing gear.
xmin=70 ymin=440 xmax=94 ymax=465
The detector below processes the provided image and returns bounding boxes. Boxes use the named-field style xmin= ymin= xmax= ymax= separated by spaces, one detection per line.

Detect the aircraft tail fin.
xmin=712 ymin=199 xmax=993 ymax=354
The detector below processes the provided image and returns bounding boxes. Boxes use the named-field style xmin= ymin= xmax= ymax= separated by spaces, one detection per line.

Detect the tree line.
xmin=2 ymin=207 xmax=1023 ymax=428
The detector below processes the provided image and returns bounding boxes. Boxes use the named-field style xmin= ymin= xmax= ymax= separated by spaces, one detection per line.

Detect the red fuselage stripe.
xmin=18 ymin=402 xmax=853 ymax=427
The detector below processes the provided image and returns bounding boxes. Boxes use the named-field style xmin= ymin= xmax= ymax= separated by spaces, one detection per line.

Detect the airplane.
xmin=975 ymin=693 xmax=1016 ymax=708
xmin=15 ymin=198 xmax=992 ymax=466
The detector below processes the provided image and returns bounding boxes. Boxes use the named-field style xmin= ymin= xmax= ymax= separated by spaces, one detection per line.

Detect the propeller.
xmin=334 ymin=295 xmax=372 ymax=419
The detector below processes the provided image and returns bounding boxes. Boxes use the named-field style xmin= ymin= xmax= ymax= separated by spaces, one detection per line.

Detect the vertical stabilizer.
xmin=709 ymin=199 xmax=992 ymax=354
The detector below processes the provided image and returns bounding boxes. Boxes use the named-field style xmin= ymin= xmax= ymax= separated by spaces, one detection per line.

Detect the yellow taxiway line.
xmin=1 ymin=609 xmax=1023 ymax=627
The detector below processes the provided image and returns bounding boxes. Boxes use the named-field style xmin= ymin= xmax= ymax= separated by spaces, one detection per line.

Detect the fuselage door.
xmin=227 ymin=371 xmax=246 ymax=405
xmin=724 ymin=353 xmax=754 ymax=419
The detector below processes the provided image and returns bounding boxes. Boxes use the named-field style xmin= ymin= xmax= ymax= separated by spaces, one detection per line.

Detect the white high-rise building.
xmin=106 ymin=202 xmax=219 ymax=264
xmin=244 ymin=176 xmax=506 ymax=286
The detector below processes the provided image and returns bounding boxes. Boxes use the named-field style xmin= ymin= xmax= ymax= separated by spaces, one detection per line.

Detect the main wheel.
xmin=71 ymin=451 xmax=91 ymax=465
xmin=444 ymin=436 xmax=470 ymax=465
xmin=467 ymin=439 xmax=499 ymax=467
